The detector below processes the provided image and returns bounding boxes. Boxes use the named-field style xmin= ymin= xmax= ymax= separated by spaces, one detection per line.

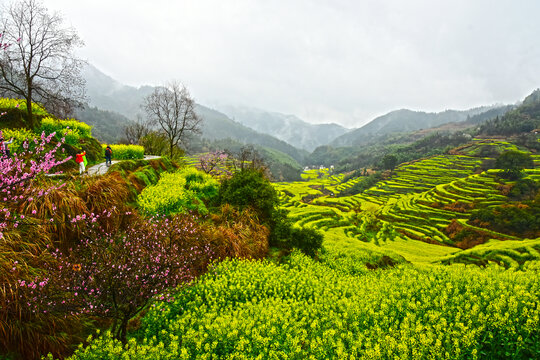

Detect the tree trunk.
xmin=26 ymin=95 xmax=34 ymax=130
xmin=116 ymin=315 xmax=129 ymax=344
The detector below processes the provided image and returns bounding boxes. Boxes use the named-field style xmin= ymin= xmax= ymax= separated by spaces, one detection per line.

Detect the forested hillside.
xmin=479 ymin=89 xmax=540 ymax=136
xmin=331 ymin=105 xmax=509 ymax=147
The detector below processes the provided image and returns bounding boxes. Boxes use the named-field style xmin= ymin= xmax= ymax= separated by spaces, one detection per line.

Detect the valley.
xmin=1 ymin=1 xmax=539 ymax=358
xmin=276 ymin=138 xmax=540 ymax=268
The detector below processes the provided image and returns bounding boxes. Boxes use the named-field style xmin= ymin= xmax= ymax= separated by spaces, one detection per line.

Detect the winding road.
xmin=86 ymin=155 xmax=161 ymax=176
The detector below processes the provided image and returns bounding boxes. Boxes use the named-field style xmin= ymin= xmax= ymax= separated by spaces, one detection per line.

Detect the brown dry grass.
xmin=83 ymin=173 xmax=130 ymax=213
xmin=0 ymin=222 xmax=83 ymax=359
xmin=17 ymin=183 xmax=87 ymax=249
xmin=205 ymin=204 xmax=269 ymax=260
xmin=1 ymin=174 xmax=134 ymax=359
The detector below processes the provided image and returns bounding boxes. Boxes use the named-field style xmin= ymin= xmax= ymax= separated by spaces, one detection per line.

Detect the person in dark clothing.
xmin=105 ymin=145 xmax=112 ymax=166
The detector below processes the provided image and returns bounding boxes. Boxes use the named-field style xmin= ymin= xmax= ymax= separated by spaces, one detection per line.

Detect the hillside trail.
xmin=86 ymin=155 xmax=161 ymax=176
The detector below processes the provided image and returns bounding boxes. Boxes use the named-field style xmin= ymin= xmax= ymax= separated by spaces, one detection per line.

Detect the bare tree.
xmin=124 ymin=114 xmax=150 ymax=144
xmin=237 ymin=145 xmax=268 ymax=174
xmin=142 ymin=81 xmax=202 ymax=158
xmin=0 ymin=0 xmax=85 ymax=127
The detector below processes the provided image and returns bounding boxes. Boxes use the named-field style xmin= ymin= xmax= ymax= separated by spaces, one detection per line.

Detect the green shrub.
xmin=508 ymin=178 xmax=539 ymax=200
xmin=218 ymin=168 xmax=278 ymax=223
xmin=269 ymin=209 xmax=323 ymax=257
xmin=495 ymin=150 xmax=534 ymax=179
xmin=289 ymin=226 xmax=323 ymax=257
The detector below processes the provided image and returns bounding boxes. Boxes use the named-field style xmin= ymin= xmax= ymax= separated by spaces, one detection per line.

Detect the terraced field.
xmin=275 ymin=139 xmax=540 ymax=266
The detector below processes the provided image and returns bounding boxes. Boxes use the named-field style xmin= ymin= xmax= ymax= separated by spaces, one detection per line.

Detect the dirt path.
xmin=86 ymin=155 xmax=161 ymax=176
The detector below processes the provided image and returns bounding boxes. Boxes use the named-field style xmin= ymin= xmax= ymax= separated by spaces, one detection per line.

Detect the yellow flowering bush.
xmin=0 ymin=128 xmax=37 ymax=154
xmin=137 ymin=167 xmax=219 ymax=216
xmin=40 ymin=116 xmax=92 ymax=145
xmin=101 ymin=144 xmax=144 ymax=160
xmin=0 ymin=98 xmax=49 ymax=116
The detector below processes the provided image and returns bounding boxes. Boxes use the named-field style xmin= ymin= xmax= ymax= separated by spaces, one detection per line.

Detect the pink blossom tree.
xmin=16 ymin=213 xmax=213 ymax=342
xmin=198 ymin=150 xmax=235 ymax=177
xmin=0 ymin=130 xmax=70 ymax=237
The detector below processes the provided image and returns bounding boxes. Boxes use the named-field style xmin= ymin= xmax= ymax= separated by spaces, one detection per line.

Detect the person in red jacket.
xmin=75 ymin=150 xmax=86 ymax=174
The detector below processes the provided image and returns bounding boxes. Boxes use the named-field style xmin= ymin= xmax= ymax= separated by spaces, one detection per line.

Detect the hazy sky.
xmin=37 ymin=0 xmax=540 ymax=127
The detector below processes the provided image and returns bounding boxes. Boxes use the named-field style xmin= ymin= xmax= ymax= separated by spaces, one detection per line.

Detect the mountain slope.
xmin=74 ymin=105 xmax=133 ymax=144
xmin=195 ymin=105 xmax=307 ymax=163
xmin=216 ymin=106 xmax=349 ymax=151
xmin=82 ymin=64 xmax=307 ymax=162
xmin=478 ymin=89 xmax=540 ymax=136
xmin=331 ymin=106 xmax=506 ymax=147
xmin=83 ymin=64 xmax=154 ymax=120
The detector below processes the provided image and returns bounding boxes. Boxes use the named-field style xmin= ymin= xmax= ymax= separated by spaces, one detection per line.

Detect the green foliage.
xmin=495 ymin=150 xmax=534 ymax=179
xmin=339 ymin=172 xmax=382 ymax=196
xmin=508 ymin=178 xmax=539 ymax=200
xmin=64 ymin=253 xmax=540 ymax=359
xmin=381 ymin=154 xmax=398 ymax=170
xmin=470 ymin=201 xmax=540 ymax=237
xmin=138 ymin=167 xmax=219 ymax=216
xmin=269 ymin=209 xmax=323 ymax=257
xmin=288 ymin=225 xmax=323 ymax=257
xmin=102 ymin=144 xmax=144 ymax=160
xmin=218 ymin=168 xmax=322 ymax=256
xmin=478 ymin=93 xmax=540 ymax=136
xmin=219 ymin=168 xmax=279 ymax=223
xmin=0 ymin=98 xmax=48 ymax=116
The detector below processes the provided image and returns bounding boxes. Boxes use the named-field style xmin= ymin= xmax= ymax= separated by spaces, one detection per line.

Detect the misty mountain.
xmin=74 ymin=105 xmax=133 ymax=144
xmin=215 ymin=106 xmax=349 ymax=152
xmin=331 ymin=106 xmax=507 ymax=147
xmin=83 ymin=64 xmax=154 ymax=120
xmin=81 ymin=64 xmax=307 ymax=162
xmin=195 ymin=105 xmax=307 ymax=163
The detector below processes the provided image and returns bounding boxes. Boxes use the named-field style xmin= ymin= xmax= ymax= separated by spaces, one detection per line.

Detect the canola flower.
xmin=0 ymin=97 xmax=48 ymax=116
xmin=41 ymin=116 xmax=92 ymax=140
xmin=101 ymin=144 xmax=144 ymax=160
xmin=137 ymin=167 xmax=219 ymax=216
xmin=64 ymin=251 xmax=539 ymax=359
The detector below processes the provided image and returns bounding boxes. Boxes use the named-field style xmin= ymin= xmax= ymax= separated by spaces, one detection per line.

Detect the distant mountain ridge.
xmin=83 ymin=64 xmax=155 ymax=120
xmin=215 ymin=106 xmax=349 ymax=152
xmin=331 ymin=106 xmax=509 ymax=147
xmin=80 ymin=64 xmax=307 ymax=162
xmin=194 ymin=104 xmax=307 ymax=162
